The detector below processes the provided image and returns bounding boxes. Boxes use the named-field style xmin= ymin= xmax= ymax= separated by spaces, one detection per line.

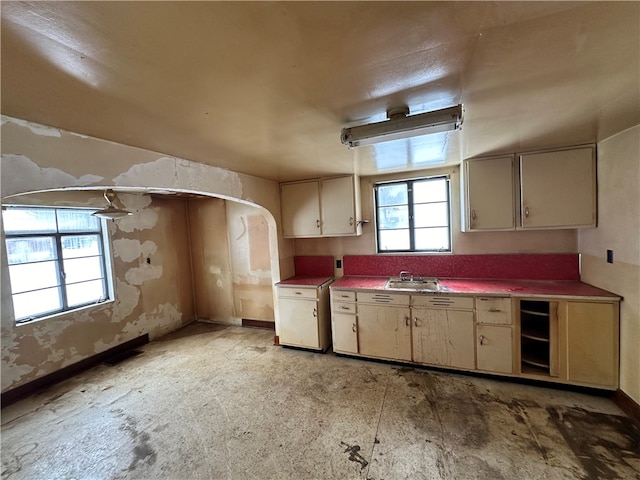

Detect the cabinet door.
xmin=477 ymin=325 xmax=513 ymax=374
xmin=278 ymin=297 xmax=319 ymax=348
xmin=280 ymin=181 xmax=321 ymax=237
xmin=564 ymin=302 xmax=618 ymax=388
xmin=357 ymin=304 xmax=411 ymax=361
xmin=519 ymin=147 xmax=596 ymax=228
xmin=464 ymin=156 xmax=515 ymax=230
xmin=332 ymin=313 xmax=358 ymax=354
xmin=321 ymin=176 xmax=357 ymax=235
xmin=412 ymin=308 xmax=475 ymax=369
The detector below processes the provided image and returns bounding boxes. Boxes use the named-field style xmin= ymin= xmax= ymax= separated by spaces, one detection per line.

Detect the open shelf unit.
xmin=519 ymin=300 xmax=554 ymax=376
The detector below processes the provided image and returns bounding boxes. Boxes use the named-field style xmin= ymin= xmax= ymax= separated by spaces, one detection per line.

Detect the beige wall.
xmin=294 ymin=166 xmax=578 ymax=259
xmin=579 ymin=125 xmax=640 ymax=404
xmin=1 ymin=191 xmax=194 ymax=392
xmin=188 ymin=198 xmax=275 ymax=324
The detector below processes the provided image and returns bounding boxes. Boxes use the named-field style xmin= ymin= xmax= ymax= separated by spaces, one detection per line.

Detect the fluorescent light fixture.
xmin=92 ymin=189 xmax=132 ymax=220
xmin=341 ymin=104 xmax=463 ymax=148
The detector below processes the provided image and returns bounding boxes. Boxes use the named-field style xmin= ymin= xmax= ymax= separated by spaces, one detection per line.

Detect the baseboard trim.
xmin=1 ymin=334 xmax=149 ymax=408
xmin=613 ymin=389 xmax=640 ymax=423
xmin=241 ymin=318 xmax=275 ymax=330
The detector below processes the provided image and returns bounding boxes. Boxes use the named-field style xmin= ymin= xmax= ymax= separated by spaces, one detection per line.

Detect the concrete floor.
xmin=2 ymin=322 xmax=639 ymax=480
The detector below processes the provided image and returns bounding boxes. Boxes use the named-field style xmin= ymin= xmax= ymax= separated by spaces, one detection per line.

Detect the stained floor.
xmin=2 ymin=322 xmax=639 ymax=480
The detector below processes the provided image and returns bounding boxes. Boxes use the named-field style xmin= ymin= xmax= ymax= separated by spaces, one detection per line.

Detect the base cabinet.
xmin=278 ymin=283 xmax=331 ymax=351
xmin=331 ymin=312 xmax=358 ymax=354
xmin=357 ymin=303 xmax=411 ymax=362
xmin=561 ymin=301 xmax=619 ymax=388
xmin=477 ymin=325 xmax=513 ymax=374
xmin=330 ymin=290 xmax=619 ymax=390
xmin=413 ymin=308 xmax=475 ymax=369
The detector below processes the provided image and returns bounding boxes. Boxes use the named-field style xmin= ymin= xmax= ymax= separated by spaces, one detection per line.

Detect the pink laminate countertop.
xmin=330 ymin=276 xmax=620 ymax=301
xmin=276 ymin=276 xmax=333 ymax=287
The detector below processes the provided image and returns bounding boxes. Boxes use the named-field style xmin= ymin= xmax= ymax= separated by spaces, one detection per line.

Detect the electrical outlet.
xmin=606 ymin=250 xmax=613 ymax=264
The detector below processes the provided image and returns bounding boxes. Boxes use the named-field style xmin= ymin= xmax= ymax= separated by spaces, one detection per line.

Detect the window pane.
xmin=379 ymin=229 xmax=410 ymax=251
xmin=62 ymin=235 xmax=101 ymax=258
xmin=5 ymin=237 xmax=56 ymax=265
xmin=64 ymin=257 xmax=103 ymax=283
xmin=377 ymin=206 xmax=409 ymax=229
xmin=415 ymin=227 xmax=450 ymax=251
xmin=2 ymin=208 xmax=57 ymax=234
xmin=414 ymin=203 xmax=449 ymax=228
xmin=9 ymin=261 xmax=60 ymax=294
xmin=57 ymin=210 xmax=101 ymax=233
xmin=377 ymin=184 xmax=408 ymax=206
xmin=413 ymin=178 xmax=448 ymax=203
xmin=66 ymin=279 xmax=105 ymax=307
xmin=13 ymin=288 xmax=62 ymax=321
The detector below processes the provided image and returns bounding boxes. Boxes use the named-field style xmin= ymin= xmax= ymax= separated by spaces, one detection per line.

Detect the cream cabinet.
xmin=462 ymin=146 xmax=596 ymax=231
xmin=280 ymin=181 xmax=321 ymax=237
xmin=331 ymin=290 xmax=358 ymax=354
xmin=412 ymin=296 xmax=475 ymax=369
xmin=461 ymin=156 xmax=515 ymax=231
xmin=280 ymin=176 xmax=361 ymax=238
xmin=476 ymin=297 xmax=514 ymax=374
xmin=559 ymin=301 xmax=619 ymax=389
xmin=354 ymin=292 xmax=411 ymax=362
xmin=519 ymin=146 xmax=596 ymax=229
xmin=277 ymin=283 xmax=331 ymax=351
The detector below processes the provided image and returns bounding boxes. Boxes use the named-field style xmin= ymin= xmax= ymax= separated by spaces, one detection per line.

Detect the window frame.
xmin=374 ymin=175 xmax=452 ymax=253
xmin=2 ymin=206 xmax=113 ymax=324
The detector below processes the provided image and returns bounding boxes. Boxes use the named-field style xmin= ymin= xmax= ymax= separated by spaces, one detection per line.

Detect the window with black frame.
xmin=2 ymin=207 xmax=111 ymax=324
xmin=374 ymin=176 xmax=451 ymax=253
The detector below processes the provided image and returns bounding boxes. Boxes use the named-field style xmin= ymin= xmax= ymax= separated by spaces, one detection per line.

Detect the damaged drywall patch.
xmin=113 ymin=157 xmax=243 ymax=199
xmin=1 ymin=154 xmax=103 ymax=197
xmin=113 ymin=239 xmax=158 ymax=263
xmin=110 ymin=280 xmax=141 ymax=322
xmin=138 ymin=303 xmax=182 ymax=339
xmin=125 ymin=264 xmax=163 ymax=286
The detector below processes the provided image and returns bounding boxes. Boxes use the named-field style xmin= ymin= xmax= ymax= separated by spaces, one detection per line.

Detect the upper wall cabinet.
xmin=461 ymin=155 xmax=515 ymax=231
xmin=519 ymin=147 xmax=596 ymax=229
xmin=462 ymin=146 xmax=596 ymax=231
xmin=280 ymin=175 xmax=362 ymax=238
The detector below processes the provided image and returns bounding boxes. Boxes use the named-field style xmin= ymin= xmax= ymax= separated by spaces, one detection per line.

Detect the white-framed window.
xmin=2 ymin=207 xmax=113 ymax=324
xmin=374 ymin=175 xmax=451 ymax=253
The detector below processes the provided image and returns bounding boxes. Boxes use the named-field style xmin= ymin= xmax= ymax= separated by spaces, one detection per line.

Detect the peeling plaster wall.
xmin=1 ymin=115 xmax=290 ymax=392
xmin=1 ymin=191 xmax=194 ymax=392
xmin=579 ymin=125 xmax=640 ymax=404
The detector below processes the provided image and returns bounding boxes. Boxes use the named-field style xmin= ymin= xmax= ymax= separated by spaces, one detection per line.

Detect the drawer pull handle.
xmin=352 ymin=323 xmax=357 ymax=332
xmin=479 ymin=335 xmax=486 ymax=346
xmin=313 ymin=308 xmax=317 ymax=318
xmin=405 ymin=316 xmax=410 ymax=326
xmin=340 ymin=306 xmax=350 ymax=310
xmin=295 ymin=291 xmax=302 ymax=295
xmin=488 ymin=309 xmax=502 ymax=313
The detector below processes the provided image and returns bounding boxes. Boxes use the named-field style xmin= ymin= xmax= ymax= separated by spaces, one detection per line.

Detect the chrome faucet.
xmin=399 ymin=271 xmax=413 ymax=282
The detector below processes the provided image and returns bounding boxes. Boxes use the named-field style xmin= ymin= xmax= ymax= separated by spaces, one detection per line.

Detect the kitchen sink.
xmin=385 ymin=277 xmax=440 ymax=292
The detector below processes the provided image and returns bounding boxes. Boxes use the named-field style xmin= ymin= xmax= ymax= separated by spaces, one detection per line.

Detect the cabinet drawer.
xmin=358 ymin=292 xmax=409 ymax=306
xmin=412 ymin=295 xmax=474 ymax=310
xmin=333 ymin=302 xmax=356 ymax=314
xmin=278 ymin=287 xmax=318 ymax=300
xmin=333 ymin=290 xmax=356 ymax=302
xmin=476 ymin=297 xmax=512 ymax=325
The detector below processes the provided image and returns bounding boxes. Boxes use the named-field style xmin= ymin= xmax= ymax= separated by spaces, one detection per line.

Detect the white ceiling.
xmin=2 ymin=2 xmax=638 ymax=182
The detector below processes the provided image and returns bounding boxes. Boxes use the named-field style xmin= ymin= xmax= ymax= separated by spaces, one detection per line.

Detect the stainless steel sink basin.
xmin=385 ymin=277 xmax=440 ymax=292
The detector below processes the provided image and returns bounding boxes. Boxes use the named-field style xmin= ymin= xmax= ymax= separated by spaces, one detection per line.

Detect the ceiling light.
xmin=92 ymin=189 xmax=132 ymax=219
xmin=340 ymin=104 xmax=464 ymax=148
